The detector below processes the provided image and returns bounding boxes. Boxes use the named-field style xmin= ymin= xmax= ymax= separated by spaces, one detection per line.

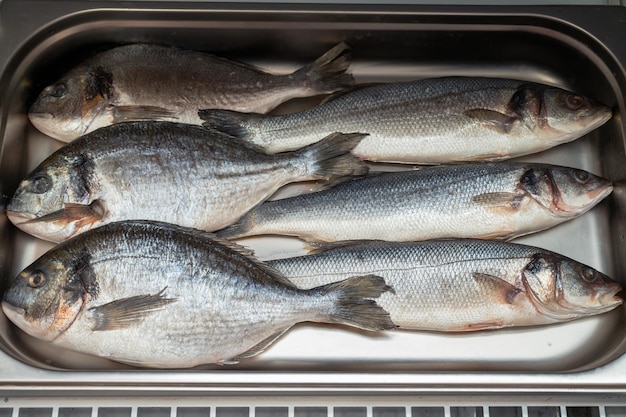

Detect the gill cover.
xmin=521 ymin=253 xmax=621 ymax=321
xmin=1 ymin=251 xmax=92 ymax=341
xmin=519 ymin=166 xmax=612 ymax=217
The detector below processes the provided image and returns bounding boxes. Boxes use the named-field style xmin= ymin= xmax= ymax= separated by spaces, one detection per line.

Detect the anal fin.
xmin=218 ymin=326 xmax=292 ymax=365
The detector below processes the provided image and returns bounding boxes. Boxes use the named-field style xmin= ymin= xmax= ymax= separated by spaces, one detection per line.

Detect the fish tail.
xmin=295 ymin=132 xmax=369 ymax=181
xmin=294 ymin=42 xmax=354 ymax=94
xmin=317 ymin=274 xmax=396 ymax=331
xmin=216 ymin=211 xmax=257 ymax=239
xmin=199 ymin=109 xmax=259 ymax=142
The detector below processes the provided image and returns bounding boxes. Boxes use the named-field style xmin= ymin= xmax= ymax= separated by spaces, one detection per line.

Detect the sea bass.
xmin=217 ymin=163 xmax=612 ymax=243
xmin=268 ymin=239 xmax=622 ymax=331
xmin=29 ymin=43 xmax=353 ymax=142
xmin=200 ymin=77 xmax=612 ymax=163
xmin=1 ymin=221 xmax=395 ymax=368
xmin=7 ymin=121 xmax=367 ymax=243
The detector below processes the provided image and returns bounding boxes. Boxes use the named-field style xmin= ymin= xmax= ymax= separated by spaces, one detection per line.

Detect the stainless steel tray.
xmin=1 ymin=1 xmax=625 ymax=395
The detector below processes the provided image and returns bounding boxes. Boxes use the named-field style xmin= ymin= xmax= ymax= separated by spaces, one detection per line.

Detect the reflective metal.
xmin=0 ymin=1 xmax=625 ymax=395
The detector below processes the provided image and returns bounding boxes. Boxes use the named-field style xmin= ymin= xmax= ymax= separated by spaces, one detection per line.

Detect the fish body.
xmin=217 ymin=163 xmax=612 ymax=243
xmin=29 ymin=43 xmax=353 ymax=142
xmin=7 ymin=121 xmax=367 ymax=243
xmin=268 ymin=239 xmax=622 ymax=331
xmin=1 ymin=221 xmax=394 ymax=368
xmin=200 ymin=77 xmax=612 ymax=163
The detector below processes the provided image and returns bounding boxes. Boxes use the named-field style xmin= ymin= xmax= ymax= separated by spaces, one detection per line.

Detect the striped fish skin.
xmin=200 ymin=77 xmax=612 ymax=164
xmin=217 ymin=163 xmax=613 ymax=243
xmin=29 ymin=43 xmax=354 ymax=142
xmin=1 ymin=221 xmax=395 ymax=368
xmin=268 ymin=239 xmax=623 ymax=331
xmin=6 ymin=122 xmax=367 ymax=243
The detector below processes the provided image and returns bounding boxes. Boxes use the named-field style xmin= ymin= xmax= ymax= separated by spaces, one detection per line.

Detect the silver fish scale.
xmin=49 ymin=222 xmax=342 ymax=367
xmin=91 ymin=123 xmax=301 ymax=229
xmin=247 ymin=78 xmax=522 ymax=160
xmin=202 ymin=76 xmax=610 ymax=164
xmin=226 ymin=163 xmax=534 ymax=243
xmin=269 ymin=240 xmax=551 ymax=331
xmin=257 ymin=77 xmax=520 ymax=134
xmin=7 ymin=122 xmax=369 ymax=243
xmin=104 ymin=45 xmax=295 ymax=116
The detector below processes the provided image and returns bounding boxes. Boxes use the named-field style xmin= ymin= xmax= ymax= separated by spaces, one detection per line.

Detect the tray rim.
xmin=1 ymin=0 xmax=626 ymax=394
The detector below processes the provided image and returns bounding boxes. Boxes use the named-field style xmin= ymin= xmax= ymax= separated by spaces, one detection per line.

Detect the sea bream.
xmin=6 ymin=121 xmax=368 ymax=243
xmin=1 ymin=221 xmax=395 ymax=368
xmin=217 ymin=163 xmax=613 ymax=243
xmin=28 ymin=43 xmax=354 ymax=142
xmin=268 ymin=239 xmax=623 ymax=331
xmin=200 ymin=77 xmax=612 ymax=164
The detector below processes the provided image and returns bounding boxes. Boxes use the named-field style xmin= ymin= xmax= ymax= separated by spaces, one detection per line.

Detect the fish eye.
xmin=581 ymin=267 xmax=597 ymax=283
xmin=565 ymin=94 xmax=585 ymax=111
xmin=27 ymin=271 xmax=46 ymax=288
xmin=50 ymin=83 xmax=67 ymax=98
xmin=572 ymin=169 xmax=590 ymax=183
xmin=28 ymin=174 xmax=52 ymax=194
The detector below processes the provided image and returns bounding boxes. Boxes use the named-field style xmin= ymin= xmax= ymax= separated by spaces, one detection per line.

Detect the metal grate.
xmin=0 ymin=404 xmax=625 ymax=417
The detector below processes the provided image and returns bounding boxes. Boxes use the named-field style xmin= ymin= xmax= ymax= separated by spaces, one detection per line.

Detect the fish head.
xmin=508 ymin=85 xmax=612 ymax=143
xmin=521 ymin=253 xmax=622 ymax=321
xmin=29 ymin=66 xmax=113 ymax=142
xmin=7 ymin=153 xmax=99 ymax=242
xmin=519 ymin=166 xmax=613 ymax=218
xmin=2 ymin=248 xmax=88 ymax=341
xmin=538 ymin=87 xmax=612 ymax=141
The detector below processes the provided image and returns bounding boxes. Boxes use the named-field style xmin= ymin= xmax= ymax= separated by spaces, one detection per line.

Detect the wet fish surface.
xmin=7 ymin=121 xmax=367 ymax=243
xmin=1 ymin=221 xmax=395 ymax=368
xmin=217 ymin=162 xmax=613 ymax=243
xmin=29 ymin=43 xmax=354 ymax=142
xmin=200 ymin=77 xmax=612 ymax=164
xmin=268 ymin=239 xmax=623 ymax=331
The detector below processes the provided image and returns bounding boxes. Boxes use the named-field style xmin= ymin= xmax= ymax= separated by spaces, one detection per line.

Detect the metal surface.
xmin=2 ymin=399 xmax=626 ymax=417
xmin=0 ymin=1 xmax=626 ymax=396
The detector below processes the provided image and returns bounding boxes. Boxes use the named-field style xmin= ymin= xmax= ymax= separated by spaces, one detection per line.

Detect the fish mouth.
xmin=588 ymin=182 xmax=614 ymax=202
xmin=552 ymin=182 xmax=613 ymax=216
xmin=1 ymin=301 xmax=26 ymax=318
xmin=6 ymin=210 xmax=37 ymax=225
xmin=602 ymin=284 xmax=624 ymax=307
xmin=28 ymin=111 xmax=54 ymax=119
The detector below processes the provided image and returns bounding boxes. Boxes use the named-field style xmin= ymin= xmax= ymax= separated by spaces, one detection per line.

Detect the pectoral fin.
xmin=464 ymin=109 xmax=518 ymax=134
xmin=89 ymin=287 xmax=177 ymax=331
xmin=23 ymin=200 xmax=105 ymax=228
xmin=112 ymin=105 xmax=178 ymax=122
xmin=472 ymin=192 xmax=524 ymax=210
xmin=218 ymin=326 xmax=292 ymax=365
xmin=472 ymin=272 xmax=521 ymax=305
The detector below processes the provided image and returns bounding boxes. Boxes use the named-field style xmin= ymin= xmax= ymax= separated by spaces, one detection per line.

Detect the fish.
xmin=6 ymin=121 xmax=368 ymax=243
xmin=217 ymin=162 xmax=613 ymax=243
xmin=199 ymin=77 xmax=613 ymax=164
xmin=1 ymin=220 xmax=395 ymax=368
xmin=28 ymin=43 xmax=354 ymax=142
xmin=268 ymin=239 xmax=623 ymax=331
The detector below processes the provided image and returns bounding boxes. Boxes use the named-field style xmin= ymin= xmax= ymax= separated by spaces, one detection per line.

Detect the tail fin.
xmin=199 ymin=109 xmax=260 ymax=142
xmin=294 ymin=42 xmax=354 ymax=94
xmin=316 ymin=274 xmax=396 ymax=331
xmin=295 ymin=132 xmax=369 ymax=181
